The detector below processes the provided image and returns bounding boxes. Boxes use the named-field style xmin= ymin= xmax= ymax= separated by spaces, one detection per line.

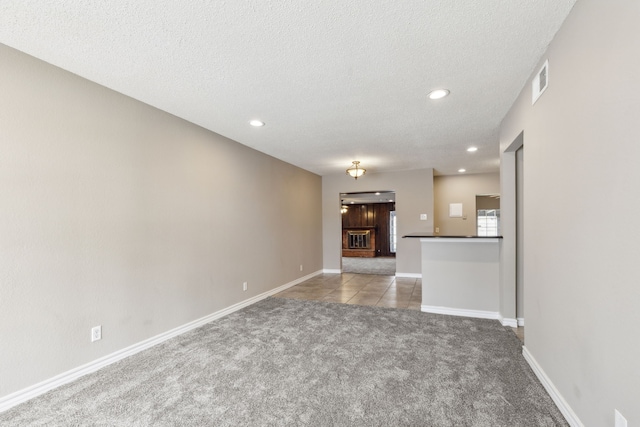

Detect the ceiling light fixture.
xmin=346 ymin=161 xmax=366 ymax=179
xmin=458 ymin=168 xmax=466 ymax=173
xmin=428 ymin=89 xmax=450 ymax=100
xmin=249 ymin=119 xmax=265 ymax=127
xmin=467 ymin=147 xmax=478 ymax=152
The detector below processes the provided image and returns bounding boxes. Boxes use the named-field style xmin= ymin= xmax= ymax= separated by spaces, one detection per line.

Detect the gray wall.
xmin=322 ymin=169 xmax=434 ymax=275
xmin=500 ymin=0 xmax=639 ymax=424
xmin=421 ymin=240 xmax=500 ymax=313
xmin=433 ymin=173 xmax=500 ymax=236
xmin=0 ymin=44 xmax=323 ymax=398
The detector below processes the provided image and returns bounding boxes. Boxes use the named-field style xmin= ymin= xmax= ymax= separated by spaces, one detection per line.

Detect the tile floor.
xmin=274 ymin=272 xmax=422 ymax=310
xmin=274 ymin=272 xmax=524 ymax=342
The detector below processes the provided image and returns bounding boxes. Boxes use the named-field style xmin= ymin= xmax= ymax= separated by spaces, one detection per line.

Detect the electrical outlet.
xmin=435 ymin=227 xmax=440 ymax=233
xmin=300 ymin=264 xmax=303 ymax=271
xmin=91 ymin=325 xmax=102 ymax=342
xmin=420 ymin=214 xmax=427 ymax=220
xmin=243 ymin=282 xmax=248 ymax=291
xmin=615 ymin=410 xmax=627 ymax=427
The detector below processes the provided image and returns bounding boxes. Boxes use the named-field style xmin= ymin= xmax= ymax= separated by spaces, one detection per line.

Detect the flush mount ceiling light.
xmin=249 ymin=119 xmax=265 ymax=127
xmin=346 ymin=161 xmax=366 ymax=179
xmin=458 ymin=168 xmax=466 ymax=173
xmin=467 ymin=146 xmax=478 ymax=152
xmin=428 ymin=89 xmax=450 ymax=100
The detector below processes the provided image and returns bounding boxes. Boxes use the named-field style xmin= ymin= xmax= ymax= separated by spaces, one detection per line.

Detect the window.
xmin=390 ymin=211 xmax=397 ymax=253
xmin=477 ymin=209 xmax=500 ymax=236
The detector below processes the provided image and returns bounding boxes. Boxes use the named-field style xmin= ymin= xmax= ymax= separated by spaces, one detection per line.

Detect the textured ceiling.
xmin=0 ymin=1 xmax=575 ymax=176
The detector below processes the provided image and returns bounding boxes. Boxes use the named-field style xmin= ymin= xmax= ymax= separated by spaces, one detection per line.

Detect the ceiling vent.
xmin=532 ymin=60 xmax=549 ymax=105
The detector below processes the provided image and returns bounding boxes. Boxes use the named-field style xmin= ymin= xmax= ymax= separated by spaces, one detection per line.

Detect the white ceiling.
xmin=0 ymin=1 xmax=575 ymax=176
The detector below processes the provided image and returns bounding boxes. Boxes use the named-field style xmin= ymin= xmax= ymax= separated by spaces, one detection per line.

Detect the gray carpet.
xmin=0 ymin=298 xmax=567 ymax=426
xmin=342 ymin=256 xmax=396 ymax=275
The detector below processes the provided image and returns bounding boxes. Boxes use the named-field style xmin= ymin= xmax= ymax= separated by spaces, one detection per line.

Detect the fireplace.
xmin=342 ymin=227 xmax=376 ymax=257
xmin=347 ymin=230 xmax=371 ymax=249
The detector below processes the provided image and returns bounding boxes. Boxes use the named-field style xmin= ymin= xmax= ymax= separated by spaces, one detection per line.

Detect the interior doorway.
xmin=340 ymin=191 xmax=396 ymax=275
xmin=503 ymin=131 xmax=524 ymax=339
xmin=516 ymin=146 xmax=524 ymax=327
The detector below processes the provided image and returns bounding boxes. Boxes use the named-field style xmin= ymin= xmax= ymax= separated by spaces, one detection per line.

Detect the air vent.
xmin=532 ymin=60 xmax=549 ymax=105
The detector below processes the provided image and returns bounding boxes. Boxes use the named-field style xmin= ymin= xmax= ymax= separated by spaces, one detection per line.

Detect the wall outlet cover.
xmin=91 ymin=325 xmax=102 ymax=342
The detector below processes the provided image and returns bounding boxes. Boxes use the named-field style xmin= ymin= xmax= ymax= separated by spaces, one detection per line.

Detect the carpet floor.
xmin=0 ymin=298 xmax=567 ymax=426
xmin=341 ymin=256 xmax=396 ymax=275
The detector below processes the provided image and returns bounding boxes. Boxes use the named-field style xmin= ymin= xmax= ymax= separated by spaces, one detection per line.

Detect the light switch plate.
xmin=420 ymin=214 xmax=427 ymax=220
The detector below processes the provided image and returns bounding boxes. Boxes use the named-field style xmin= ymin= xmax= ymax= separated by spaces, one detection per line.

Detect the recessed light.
xmin=467 ymin=147 xmax=478 ymax=152
xmin=249 ymin=120 xmax=265 ymax=127
xmin=375 ymin=192 xmax=381 ymax=195
xmin=458 ymin=168 xmax=466 ymax=173
xmin=428 ymin=89 xmax=450 ymax=100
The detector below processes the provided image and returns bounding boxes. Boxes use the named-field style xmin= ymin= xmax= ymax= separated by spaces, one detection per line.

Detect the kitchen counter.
xmin=403 ymin=233 xmax=502 ymax=239
xmin=404 ymin=233 xmax=502 ymax=321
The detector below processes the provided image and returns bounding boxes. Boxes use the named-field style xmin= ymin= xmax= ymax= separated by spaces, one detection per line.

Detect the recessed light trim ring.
xmin=428 ymin=89 xmax=450 ymax=100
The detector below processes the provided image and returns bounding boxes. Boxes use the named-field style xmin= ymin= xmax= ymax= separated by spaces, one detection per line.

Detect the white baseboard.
xmin=0 ymin=270 xmax=322 ymax=413
xmin=522 ymin=346 xmax=583 ymax=427
xmin=395 ymin=272 xmax=422 ymax=278
xmin=322 ymin=269 xmax=341 ymax=274
xmin=420 ymin=305 xmax=516 ymax=328
xmin=517 ymin=317 xmax=525 ymax=327
xmin=421 ymin=305 xmax=499 ymax=321
xmin=499 ymin=316 xmax=518 ymax=328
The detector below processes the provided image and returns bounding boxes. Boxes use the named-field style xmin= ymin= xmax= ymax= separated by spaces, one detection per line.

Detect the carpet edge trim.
xmin=522 ymin=346 xmax=584 ymax=427
xmin=0 ymin=269 xmax=323 ymax=413
xmin=395 ymin=272 xmax=422 ymax=278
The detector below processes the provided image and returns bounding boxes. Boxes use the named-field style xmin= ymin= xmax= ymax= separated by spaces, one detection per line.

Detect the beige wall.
xmin=0 ymin=44 xmax=323 ymax=398
xmin=322 ymin=169 xmax=434 ymax=275
xmin=500 ymin=0 xmax=640 ymax=424
xmin=433 ymin=173 xmax=500 ymax=236
xmin=476 ymin=195 xmax=500 ymax=210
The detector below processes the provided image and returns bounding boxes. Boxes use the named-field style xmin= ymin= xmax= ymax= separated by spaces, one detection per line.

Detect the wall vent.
xmin=532 ymin=60 xmax=549 ymax=105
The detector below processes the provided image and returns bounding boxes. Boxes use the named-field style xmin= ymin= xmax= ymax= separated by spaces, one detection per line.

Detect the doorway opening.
xmin=340 ymin=191 xmax=396 ymax=275
xmin=476 ymin=194 xmax=501 ymax=237
xmin=504 ymin=131 xmax=524 ymax=341
xmin=516 ymin=145 xmax=524 ymax=330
